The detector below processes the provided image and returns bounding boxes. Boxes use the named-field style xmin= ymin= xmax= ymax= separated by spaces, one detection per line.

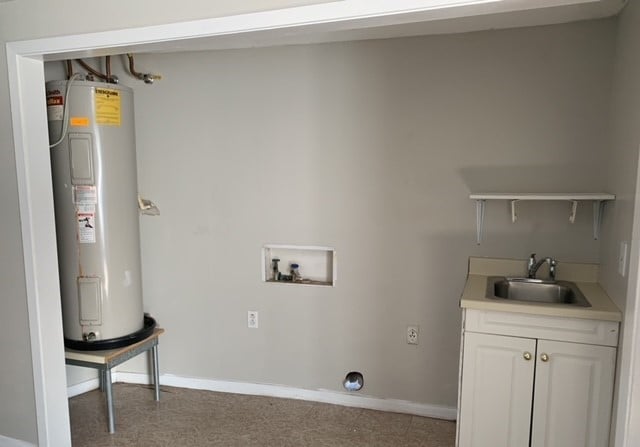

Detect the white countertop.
xmin=460 ymin=257 xmax=622 ymax=322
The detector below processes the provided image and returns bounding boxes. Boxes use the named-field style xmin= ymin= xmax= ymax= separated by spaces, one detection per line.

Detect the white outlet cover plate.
xmin=407 ymin=325 xmax=419 ymax=344
xmin=619 ymin=241 xmax=628 ymax=277
xmin=248 ymin=311 xmax=259 ymax=328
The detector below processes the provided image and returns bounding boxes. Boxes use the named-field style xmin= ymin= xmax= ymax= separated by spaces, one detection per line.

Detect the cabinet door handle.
xmin=540 ymin=353 xmax=549 ymax=362
xmin=523 ymin=352 xmax=532 ymax=361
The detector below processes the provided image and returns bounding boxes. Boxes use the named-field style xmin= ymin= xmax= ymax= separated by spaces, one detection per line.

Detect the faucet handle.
xmin=527 ymin=254 xmax=537 ymax=278
xmin=549 ymin=258 xmax=557 ymax=280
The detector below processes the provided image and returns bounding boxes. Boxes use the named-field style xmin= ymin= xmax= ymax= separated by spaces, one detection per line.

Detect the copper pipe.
xmin=126 ymin=53 xmax=144 ymax=80
xmin=105 ymin=56 xmax=112 ymax=82
xmin=76 ymin=59 xmax=109 ymax=81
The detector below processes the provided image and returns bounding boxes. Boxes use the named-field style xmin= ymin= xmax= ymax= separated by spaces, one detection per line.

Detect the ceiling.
xmin=137 ymin=0 xmax=627 ymax=54
xmin=35 ymin=0 xmax=626 ymax=60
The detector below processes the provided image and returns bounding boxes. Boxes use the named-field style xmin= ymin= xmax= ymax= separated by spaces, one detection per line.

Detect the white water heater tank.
xmin=47 ymin=80 xmax=153 ymax=350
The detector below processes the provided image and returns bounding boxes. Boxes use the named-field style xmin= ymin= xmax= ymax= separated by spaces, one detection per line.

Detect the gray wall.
xmin=600 ymin=1 xmax=640 ymax=445
xmin=46 ymin=19 xmax=616 ymax=407
xmin=600 ymin=0 xmax=640 ymax=309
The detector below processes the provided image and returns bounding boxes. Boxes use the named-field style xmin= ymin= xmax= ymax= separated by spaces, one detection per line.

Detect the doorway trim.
xmin=5 ymin=1 xmax=633 ymax=445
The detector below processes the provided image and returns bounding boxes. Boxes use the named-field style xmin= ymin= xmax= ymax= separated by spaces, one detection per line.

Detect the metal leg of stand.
xmin=99 ymin=369 xmax=106 ymax=392
xmin=105 ymin=368 xmax=115 ymax=433
xmin=152 ymin=344 xmax=160 ymax=401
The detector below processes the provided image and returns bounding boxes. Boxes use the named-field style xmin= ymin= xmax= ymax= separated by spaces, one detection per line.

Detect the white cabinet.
xmin=459 ymin=333 xmax=535 ymax=447
xmin=531 ymin=340 xmax=616 ymax=447
xmin=457 ymin=310 xmax=617 ymax=447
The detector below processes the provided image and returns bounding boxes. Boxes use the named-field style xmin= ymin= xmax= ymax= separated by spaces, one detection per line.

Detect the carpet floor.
xmin=69 ymin=383 xmax=456 ymax=446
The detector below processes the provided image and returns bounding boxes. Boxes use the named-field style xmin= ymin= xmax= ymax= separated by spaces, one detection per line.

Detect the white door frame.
xmin=6 ymin=50 xmax=72 ymax=447
xmin=5 ymin=1 xmax=636 ymax=445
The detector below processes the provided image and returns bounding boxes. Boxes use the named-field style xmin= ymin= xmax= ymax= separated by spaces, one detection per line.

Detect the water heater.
xmin=47 ymin=79 xmax=154 ymax=350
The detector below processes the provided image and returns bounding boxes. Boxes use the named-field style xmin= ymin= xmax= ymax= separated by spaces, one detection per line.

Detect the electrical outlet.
xmin=619 ymin=241 xmax=629 ymax=277
xmin=248 ymin=311 xmax=258 ymax=329
xmin=407 ymin=325 xmax=419 ymax=345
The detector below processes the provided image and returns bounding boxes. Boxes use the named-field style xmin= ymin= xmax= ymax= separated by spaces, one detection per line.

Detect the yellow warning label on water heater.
xmin=95 ymin=88 xmax=121 ymax=126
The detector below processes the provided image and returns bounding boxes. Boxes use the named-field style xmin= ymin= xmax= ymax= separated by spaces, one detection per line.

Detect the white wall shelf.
xmin=262 ymin=244 xmax=336 ymax=287
xmin=469 ymin=193 xmax=616 ymax=244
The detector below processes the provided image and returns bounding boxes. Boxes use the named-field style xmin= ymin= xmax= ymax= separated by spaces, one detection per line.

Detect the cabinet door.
xmin=458 ymin=332 xmax=536 ymax=447
xmin=531 ymin=340 xmax=616 ymax=447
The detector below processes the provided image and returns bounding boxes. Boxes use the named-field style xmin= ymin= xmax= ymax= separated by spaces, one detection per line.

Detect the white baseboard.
xmin=66 ymin=372 xmax=456 ymax=420
xmin=67 ymin=377 xmax=101 ymax=398
xmin=0 ymin=435 xmax=36 ymax=447
xmin=115 ymin=372 xmax=457 ymax=420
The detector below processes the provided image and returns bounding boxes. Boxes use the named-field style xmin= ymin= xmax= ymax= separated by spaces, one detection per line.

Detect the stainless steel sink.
xmin=485 ymin=276 xmax=591 ymax=307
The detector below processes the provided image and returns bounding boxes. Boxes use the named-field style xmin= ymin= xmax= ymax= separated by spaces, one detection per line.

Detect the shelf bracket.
xmin=511 ymin=200 xmax=519 ymax=223
xmin=475 ymin=199 xmax=485 ymax=245
xmin=569 ymin=200 xmax=578 ymax=224
xmin=593 ymin=200 xmax=606 ymax=240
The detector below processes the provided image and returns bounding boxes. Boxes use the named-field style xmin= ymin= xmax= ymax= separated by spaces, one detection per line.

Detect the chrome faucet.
xmin=527 ymin=253 xmax=557 ymax=280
